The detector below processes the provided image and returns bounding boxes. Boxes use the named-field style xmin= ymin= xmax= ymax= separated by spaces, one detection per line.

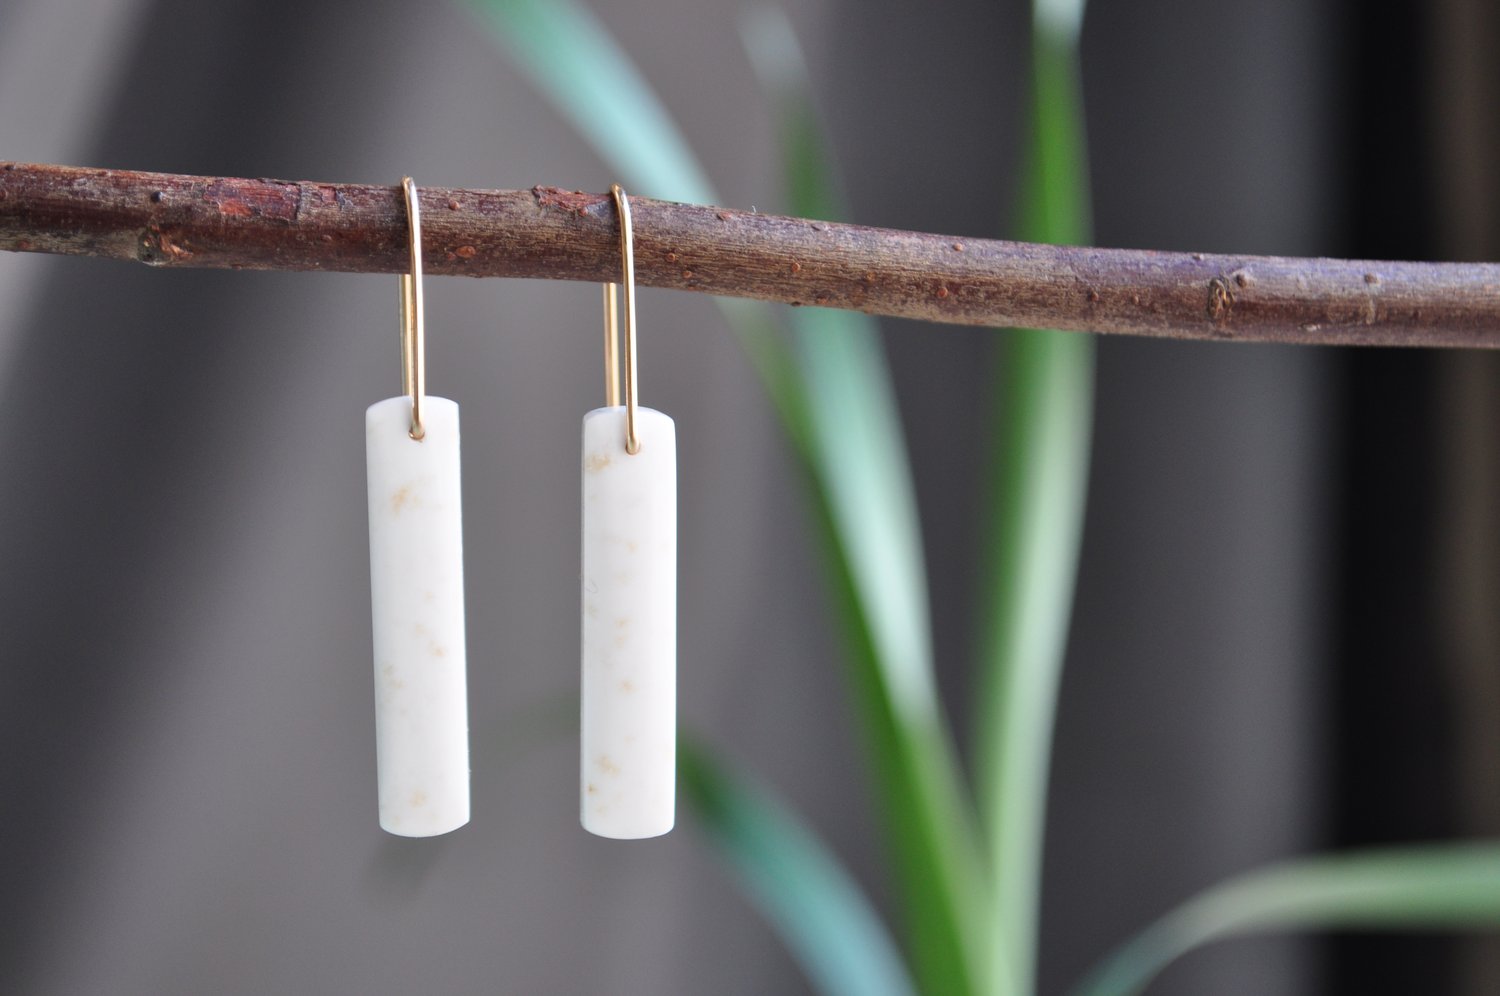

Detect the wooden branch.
xmin=2 ymin=162 xmax=1498 ymax=348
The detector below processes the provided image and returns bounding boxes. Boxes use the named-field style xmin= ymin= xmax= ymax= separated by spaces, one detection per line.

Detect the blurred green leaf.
xmin=680 ymin=739 xmax=917 ymax=996
xmin=1017 ymin=7 xmax=1092 ymax=247
xmin=464 ymin=0 xmax=773 ymax=398
xmin=1076 ymin=842 xmax=1500 ymax=996
xmin=743 ymin=10 xmax=993 ymax=994
xmin=469 ymin=0 xmax=987 ymax=991
xmin=971 ymin=5 xmax=1094 ymax=995
xmin=465 ymin=0 xmax=713 ymax=203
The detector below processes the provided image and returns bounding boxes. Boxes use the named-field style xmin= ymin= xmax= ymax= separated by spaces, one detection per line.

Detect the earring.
xmin=580 ymin=184 xmax=677 ymax=839
xmin=365 ymin=177 xmax=470 ymax=837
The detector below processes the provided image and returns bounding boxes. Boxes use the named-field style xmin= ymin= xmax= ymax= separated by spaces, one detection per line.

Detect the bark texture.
xmin=3 ymin=161 xmax=1498 ymax=347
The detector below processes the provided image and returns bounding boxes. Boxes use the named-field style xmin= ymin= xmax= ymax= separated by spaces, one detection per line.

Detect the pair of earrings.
xmin=364 ymin=179 xmax=676 ymax=841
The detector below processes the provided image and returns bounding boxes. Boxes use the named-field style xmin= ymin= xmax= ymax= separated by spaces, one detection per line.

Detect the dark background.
xmin=0 ymin=0 xmax=1496 ymax=993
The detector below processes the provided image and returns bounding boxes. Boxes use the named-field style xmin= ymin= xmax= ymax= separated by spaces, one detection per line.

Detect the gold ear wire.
xmin=603 ymin=184 xmax=640 ymax=454
xmin=602 ymin=283 xmax=619 ymax=409
xmin=399 ymin=176 xmax=425 ymax=441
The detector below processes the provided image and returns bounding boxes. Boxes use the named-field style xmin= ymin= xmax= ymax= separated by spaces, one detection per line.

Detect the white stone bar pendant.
xmin=581 ymin=406 xmax=677 ymax=839
xmin=365 ymin=396 xmax=470 ymax=837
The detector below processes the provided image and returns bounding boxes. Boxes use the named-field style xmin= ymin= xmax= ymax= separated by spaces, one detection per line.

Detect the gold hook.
xmin=603 ymin=184 xmax=640 ymax=454
xmin=398 ymin=176 xmax=425 ymax=441
xmin=602 ymin=283 xmax=619 ymax=409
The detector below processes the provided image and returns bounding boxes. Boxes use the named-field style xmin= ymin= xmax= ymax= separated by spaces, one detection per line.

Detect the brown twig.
xmin=2 ymin=162 xmax=1498 ymax=348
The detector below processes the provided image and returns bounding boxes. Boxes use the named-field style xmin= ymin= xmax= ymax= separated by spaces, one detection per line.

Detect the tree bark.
xmin=2 ymin=162 xmax=1498 ymax=348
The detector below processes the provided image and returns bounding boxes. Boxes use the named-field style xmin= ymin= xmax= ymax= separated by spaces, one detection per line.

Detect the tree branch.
xmin=2 ymin=162 xmax=1497 ymax=348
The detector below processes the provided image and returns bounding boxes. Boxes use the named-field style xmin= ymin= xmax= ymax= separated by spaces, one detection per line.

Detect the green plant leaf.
xmin=467 ymin=1 xmax=987 ymax=990
xmin=971 ymin=5 xmax=1094 ymax=995
xmin=465 ymin=0 xmax=713 ymax=204
xmin=463 ymin=0 xmax=762 ymax=391
xmin=742 ymin=10 xmax=993 ymax=994
xmin=1075 ymin=842 xmax=1500 ymax=996
xmin=679 ymin=739 xmax=917 ymax=996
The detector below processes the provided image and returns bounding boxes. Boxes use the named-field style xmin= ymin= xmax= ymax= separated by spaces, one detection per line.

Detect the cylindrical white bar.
xmin=581 ymin=406 xmax=677 ymax=839
xmin=366 ymin=396 xmax=470 ymax=837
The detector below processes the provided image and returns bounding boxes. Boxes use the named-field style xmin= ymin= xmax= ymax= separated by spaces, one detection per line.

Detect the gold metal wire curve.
xmin=604 ymin=184 xmax=640 ymax=454
xmin=399 ymin=176 xmax=425 ymax=441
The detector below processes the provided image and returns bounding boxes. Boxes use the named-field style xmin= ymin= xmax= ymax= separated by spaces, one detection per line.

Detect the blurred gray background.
xmin=1 ymin=0 xmax=1495 ymax=993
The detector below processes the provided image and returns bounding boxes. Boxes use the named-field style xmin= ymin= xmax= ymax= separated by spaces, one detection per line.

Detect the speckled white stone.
xmin=366 ymin=396 xmax=470 ymax=837
xmin=581 ymin=406 xmax=677 ymax=839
